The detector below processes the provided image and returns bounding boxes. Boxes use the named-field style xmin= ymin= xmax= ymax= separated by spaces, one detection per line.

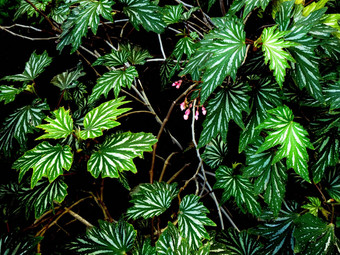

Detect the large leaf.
xmin=126 ymin=182 xmax=177 ymax=219
xmin=79 ymin=97 xmax=131 ymax=140
xmin=244 ymin=137 xmax=287 ymax=216
xmin=2 ymin=51 xmax=52 ymax=83
xmin=214 ymin=228 xmax=264 ymax=255
xmin=71 ymin=220 xmax=136 ymax=254
xmin=250 ymin=202 xmax=299 ymax=255
xmin=214 ymin=166 xmax=261 ymax=216
xmin=0 ymin=99 xmax=49 ymax=154
xmin=120 ymin=0 xmax=165 ymax=33
xmin=239 ymin=78 xmax=282 ymax=153
xmin=198 ymin=82 xmax=250 ymax=148
xmin=294 ymin=213 xmax=340 ymax=254
xmin=181 ymin=18 xmax=246 ymax=103
xmin=93 ymin=50 xmax=129 ymax=67
xmin=87 ymin=132 xmax=157 ymax=178
xmin=19 ymin=178 xmax=68 ymax=218
xmin=89 ymin=66 xmax=138 ymax=102
xmin=257 ymin=105 xmax=314 ymax=182
xmin=0 ymin=85 xmax=23 ymax=104
xmin=51 ymin=65 xmax=85 ymax=91
xmin=258 ymin=26 xmax=297 ymax=87
xmin=202 ymin=135 xmax=228 ymax=169
xmin=36 ymin=107 xmax=74 ymax=140
xmin=57 ymin=0 xmax=114 ymax=53
xmin=13 ymin=141 xmax=73 ymax=188
xmin=178 ymin=194 xmax=216 ymax=249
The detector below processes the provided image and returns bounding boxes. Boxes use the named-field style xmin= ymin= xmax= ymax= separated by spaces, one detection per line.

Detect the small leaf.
xmin=120 ymin=0 xmax=165 ymax=33
xmin=301 ymin=197 xmax=322 ymax=217
xmin=93 ymin=50 xmax=129 ymax=67
xmin=80 ymin=97 xmax=131 ymax=140
xmin=258 ymin=26 xmax=297 ymax=87
xmin=133 ymin=239 xmax=156 ymax=255
xmin=162 ymin=4 xmax=184 ymax=25
xmin=0 ymin=85 xmax=23 ymax=104
xmin=257 ymin=105 xmax=314 ymax=182
xmin=2 ymin=51 xmax=52 ymax=83
xmin=71 ymin=220 xmax=136 ymax=254
xmin=87 ymin=132 xmax=157 ymax=178
xmin=173 ymin=37 xmax=196 ymax=59
xmin=13 ymin=141 xmax=73 ymax=188
xmin=51 ymin=65 xmax=85 ymax=91
xmin=36 ymin=107 xmax=74 ymax=140
xmin=324 ymin=81 xmax=340 ymax=110
xmin=198 ymin=82 xmax=250 ymax=148
xmin=89 ymin=66 xmax=138 ymax=102
xmin=325 ymin=167 xmax=340 ymax=202
xmin=14 ymin=0 xmax=49 ymax=20
xmin=214 ymin=166 xmax=262 ymax=216
xmin=120 ymin=43 xmax=152 ymax=65
xmin=202 ymin=135 xmax=228 ymax=169
xmin=229 ymin=0 xmax=271 ymax=18
xmin=178 ymin=194 xmax=216 ymax=249
xmin=127 ymin=182 xmax=177 ymax=219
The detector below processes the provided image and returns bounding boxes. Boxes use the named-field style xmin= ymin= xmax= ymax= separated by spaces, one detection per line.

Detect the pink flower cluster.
xmin=180 ymin=98 xmax=206 ymax=121
xmin=172 ymin=80 xmax=182 ymax=89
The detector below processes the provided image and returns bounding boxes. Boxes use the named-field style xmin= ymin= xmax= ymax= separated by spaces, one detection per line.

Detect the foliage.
xmin=0 ymin=0 xmax=339 ymax=253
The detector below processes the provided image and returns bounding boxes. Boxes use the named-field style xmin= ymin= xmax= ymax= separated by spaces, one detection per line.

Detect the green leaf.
xmin=178 ymin=195 xmax=216 ymax=249
xmin=120 ymin=43 xmax=152 ymax=65
xmin=0 ymin=234 xmax=42 ymax=255
xmin=229 ymin=0 xmax=271 ymax=18
xmin=80 ymin=97 xmax=131 ymax=140
xmin=239 ymin=78 xmax=282 ymax=153
xmin=36 ymin=107 xmax=74 ymax=140
xmin=324 ymin=81 xmax=340 ymax=110
xmin=133 ymin=239 xmax=156 ymax=255
xmin=258 ymin=26 xmax=297 ymax=87
xmin=13 ymin=141 xmax=73 ymax=188
xmin=2 ymin=51 xmax=52 ymax=83
xmin=19 ymin=178 xmax=68 ymax=218
xmin=89 ymin=66 xmax=138 ymax=102
xmin=325 ymin=167 xmax=340 ymax=202
xmin=88 ymin=132 xmax=157 ymax=178
xmin=0 ymin=99 xmax=49 ymax=154
xmin=127 ymin=182 xmax=177 ymax=219
xmin=184 ymin=18 xmax=246 ymax=103
xmin=51 ymin=65 xmax=85 ymax=91
xmin=244 ymin=138 xmax=287 ymax=216
xmin=294 ymin=214 xmax=340 ymax=254
xmin=173 ymin=37 xmax=196 ymax=59
xmin=202 ymin=135 xmax=228 ymax=169
xmin=50 ymin=2 xmax=70 ymax=24
xmin=275 ymin=0 xmax=295 ymax=31
xmin=57 ymin=0 xmax=114 ymax=53
xmin=71 ymin=220 xmax=136 ymax=254
xmin=93 ymin=50 xmax=129 ymax=67
xmin=301 ymin=197 xmax=322 ymax=217
xmin=0 ymin=85 xmax=23 ymax=104
xmin=198 ymin=82 xmax=250 ymax=148
xmin=162 ymin=4 xmax=184 ymax=25
xmin=14 ymin=0 xmax=50 ymax=20
xmin=257 ymin=105 xmax=314 ymax=182
xmin=214 ymin=228 xmax=263 ymax=255
xmin=250 ymin=202 xmax=299 ymax=255
xmin=214 ymin=166 xmax=261 ymax=216
xmin=120 ymin=0 xmax=165 ymax=33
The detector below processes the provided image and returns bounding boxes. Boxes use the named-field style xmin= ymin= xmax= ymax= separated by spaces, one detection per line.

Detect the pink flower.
xmin=180 ymin=101 xmax=186 ymax=111
xmin=172 ymin=80 xmax=183 ymax=89
xmin=202 ymin=106 xmax=207 ymax=115
xmin=183 ymin=109 xmax=190 ymax=120
xmin=195 ymin=110 xmax=199 ymax=120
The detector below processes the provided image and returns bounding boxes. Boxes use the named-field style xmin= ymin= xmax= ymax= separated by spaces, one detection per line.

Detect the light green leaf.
xmin=19 ymin=178 xmax=68 ymax=218
xmin=13 ymin=141 xmax=73 ymax=188
xmin=228 ymin=0 xmax=271 ymax=18
xmin=0 ymin=85 xmax=23 ymax=104
xmin=325 ymin=167 xmax=340 ymax=202
xmin=202 ymin=135 xmax=228 ymax=169
xmin=294 ymin=214 xmax=340 ymax=254
xmin=57 ymin=0 xmax=114 ymax=53
xmin=36 ymin=107 xmax=74 ymax=140
xmin=14 ymin=0 xmax=50 ymax=20
xmin=120 ymin=0 xmax=165 ymax=33
xmin=80 ymin=97 xmax=131 ymax=140
xmin=50 ymin=3 xmax=70 ymax=24
xmin=198 ymin=82 xmax=250 ymax=148
xmin=93 ymin=50 xmax=129 ymax=67
xmin=120 ymin=43 xmax=152 ymax=65
xmin=127 ymin=182 xmax=177 ymax=219
xmin=2 ymin=51 xmax=52 ymax=83
xmin=258 ymin=26 xmax=297 ymax=87
xmin=51 ymin=65 xmax=85 ymax=91
xmin=324 ymin=81 xmax=340 ymax=110
xmin=162 ymin=4 xmax=184 ymax=25
xmin=178 ymin=194 xmax=216 ymax=249
xmin=214 ymin=166 xmax=261 ymax=216
xmin=0 ymin=99 xmax=49 ymax=154
xmin=89 ymin=66 xmax=138 ymax=102
xmin=87 ymin=132 xmax=157 ymax=178
xmin=71 ymin=220 xmax=136 ymax=254
xmin=301 ymin=197 xmax=322 ymax=217
xmin=257 ymin=105 xmax=314 ymax=182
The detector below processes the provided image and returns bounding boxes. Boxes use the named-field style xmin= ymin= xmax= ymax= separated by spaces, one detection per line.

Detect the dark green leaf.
xmin=325 ymin=167 xmax=340 ymax=202
xmin=93 ymin=50 xmax=129 ymax=67
xmin=0 ymin=85 xmax=23 ymax=104
xmin=120 ymin=43 xmax=152 ymax=65
xmin=51 ymin=64 xmax=85 ymax=91
xmin=162 ymin=4 xmax=183 ymax=25
xmin=202 ymin=135 xmax=228 ymax=169
xmin=0 ymin=234 xmax=42 ymax=255
xmin=324 ymin=81 xmax=340 ymax=110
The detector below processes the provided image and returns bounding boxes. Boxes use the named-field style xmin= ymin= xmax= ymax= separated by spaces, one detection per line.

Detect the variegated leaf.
xmin=80 ymin=97 xmax=131 ymax=140
xmin=36 ymin=107 xmax=74 ymax=140
xmin=13 ymin=142 xmax=73 ymax=188
xmin=178 ymin=194 xmax=216 ymax=249
xmin=162 ymin=4 xmax=183 ymax=25
xmin=229 ymin=0 xmax=271 ymax=18
xmin=93 ymin=50 xmax=129 ymax=67
xmin=87 ymin=132 xmax=157 ymax=178
xmin=324 ymin=81 xmax=340 ymax=110
xmin=201 ymin=135 xmax=228 ymax=169
xmin=51 ymin=65 xmax=85 ymax=90
xmin=120 ymin=43 xmax=152 ymax=65
xmin=0 ymin=85 xmax=23 ymax=104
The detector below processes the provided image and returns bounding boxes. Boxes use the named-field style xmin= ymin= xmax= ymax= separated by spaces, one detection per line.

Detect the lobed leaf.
xmin=0 ymin=85 xmax=23 ymax=104
xmin=202 ymin=135 xmax=228 ymax=169
xmin=51 ymin=65 xmax=85 ymax=91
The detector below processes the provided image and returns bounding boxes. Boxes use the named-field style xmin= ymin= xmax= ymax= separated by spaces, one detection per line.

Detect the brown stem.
xmin=149 ymin=84 xmax=197 ymax=184
xmin=158 ymin=152 xmax=178 ymax=182
xmin=167 ymin=163 xmax=191 ymax=184
xmin=24 ymin=0 xmax=61 ymax=33
xmin=56 ymin=90 xmax=65 ymax=109
xmin=314 ymin=182 xmax=327 ymax=202
xmin=219 ymin=0 xmax=226 ymax=16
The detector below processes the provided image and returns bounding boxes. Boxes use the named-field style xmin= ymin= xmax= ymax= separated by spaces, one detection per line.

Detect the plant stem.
xmin=159 ymin=152 xmax=178 ymax=182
